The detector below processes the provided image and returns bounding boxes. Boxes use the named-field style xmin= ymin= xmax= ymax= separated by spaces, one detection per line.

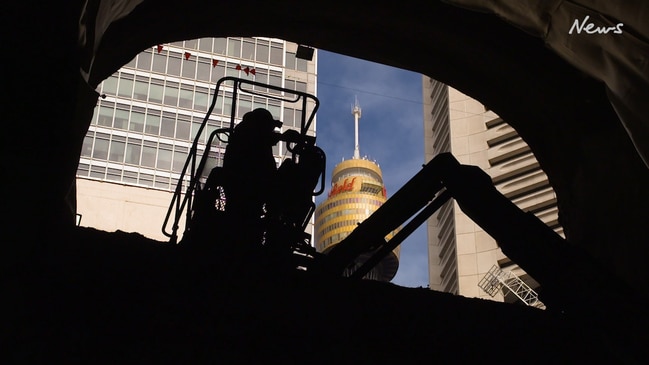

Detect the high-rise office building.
xmin=314 ymin=101 xmax=399 ymax=281
xmin=76 ymin=38 xmax=317 ymax=241
xmin=423 ymin=77 xmax=561 ymax=302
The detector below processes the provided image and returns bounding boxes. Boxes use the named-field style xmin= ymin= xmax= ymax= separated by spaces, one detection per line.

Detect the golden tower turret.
xmin=314 ymin=100 xmax=399 ymax=281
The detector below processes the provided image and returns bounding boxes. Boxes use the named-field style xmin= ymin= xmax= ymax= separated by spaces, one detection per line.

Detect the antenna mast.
xmin=352 ymin=97 xmax=362 ymax=159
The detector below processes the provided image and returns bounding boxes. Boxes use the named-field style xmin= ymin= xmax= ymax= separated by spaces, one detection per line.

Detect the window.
xmin=77 ymin=163 xmax=89 ymax=177
xmin=223 ymin=93 xmax=233 ymax=116
xmin=211 ymin=63 xmax=225 ymax=83
xmin=191 ymin=120 xmax=203 ymax=142
xmin=237 ymin=97 xmax=252 ymax=118
xmin=144 ymin=113 xmax=160 ymax=135
xmin=297 ymin=58 xmax=308 ymax=72
xmin=199 ymin=38 xmax=212 ymax=52
xmin=194 ymin=88 xmax=209 ymax=112
xmin=124 ymin=58 xmax=135 ymax=68
xmin=139 ymin=173 xmax=154 ymax=187
xmin=167 ymin=56 xmax=181 ymax=76
xmin=90 ymin=165 xmax=106 ymax=179
xmin=102 ymin=76 xmax=118 ymax=95
xmin=242 ymin=40 xmax=255 ymax=60
xmin=270 ymin=44 xmax=283 ymax=65
xmin=133 ymin=80 xmax=149 ymax=101
xmin=92 ymin=138 xmax=109 ymax=160
xmin=136 ymin=51 xmax=152 ymax=71
xmin=268 ymin=101 xmax=281 ymax=120
xmin=114 ymin=109 xmax=129 ymax=130
xmin=176 ymin=118 xmax=191 ymax=141
xmin=123 ymin=170 xmax=138 ymax=184
xmin=295 ymin=109 xmax=303 ymax=128
xmin=157 ymin=147 xmax=172 ymax=170
xmin=117 ymin=77 xmax=133 ymax=98
xmin=184 ymin=39 xmax=197 ymax=49
xmin=256 ymin=42 xmax=269 ymax=63
xmin=163 ymin=83 xmax=179 ymax=106
xmin=152 ymin=51 xmax=167 ymax=73
xmin=252 ymin=98 xmax=266 ymax=111
xmin=196 ymin=59 xmax=210 ymax=81
xmin=129 ymin=110 xmax=145 ymax=133
xmin=149 ymin=82 xmax=163 ymax=104
xmin=253 ymin=69 xmax=268 ymax=92
xmin=214 ymin=38 xmax=226 ymax=54
xmin=173 ymin=150 xmax=188 ymax=171
xmin=285 ymin=51 xmax=296 ymax=70
xmin=97 ymin=107 xmax=113 ymax=127
xmin=269 ymin=71 xmax=282 ymax=92
xmin=125 ymin=141 xmax=141 ymax=165
xmin=141 ymin=144 xmax=157 ymax=167
xmin=81 ymin=135 xmax=93 ymax=157
xmin=109 ymin=140 xmax=125 ymax=162
xmin=283 ymin=107 xmax=295 ymax=128
xmin=154 ymin=175 xmax=170 ymax=190
xmin=178 ymin=88 xmax=194 ymax=109
xmin=182 ymin=59 xmax=196 ymax=79
xmin=160 ymin=116 xmax=175 ymax=138
xmin=227 ymin=38 xmax=241 ymax=57
xmin=225 ymin=63 xmax=239 ymax=77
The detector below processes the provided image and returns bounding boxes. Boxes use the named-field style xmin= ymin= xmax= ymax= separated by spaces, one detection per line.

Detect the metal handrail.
xmin=161 ymin=76 xmax=320 ymax=243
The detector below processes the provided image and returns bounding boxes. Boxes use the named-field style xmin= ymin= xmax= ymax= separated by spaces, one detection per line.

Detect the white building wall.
xmin=447 ymin=87 xmax=506 ymax=300
xmin=425 ymin=82 xmax=561 ymax=303
xmin=77 ymin=177 xmax=177 ymax=242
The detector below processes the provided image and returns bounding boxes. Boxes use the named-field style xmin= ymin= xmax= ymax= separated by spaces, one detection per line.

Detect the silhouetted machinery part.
xmin=264 ymin=131 xmax=326 ymax=256
xmin=187 ymin=122 xmax=326 ymax=269
xmin=478 ymin=265 xmax=545 ymax=309
xmin=325 ymin=153 xmax=624 ymax=313
xmin=162 ymin=76 xmax=325 ymax=269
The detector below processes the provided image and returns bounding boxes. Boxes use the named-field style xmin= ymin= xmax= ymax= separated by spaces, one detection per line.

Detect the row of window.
xmin=81 ymin=131 xmax=224 ymax=173
xmin=90 ymin=103 xmax=306 ymax=156
xmin=315 ymin=196 xmax=384 ymax=217
xmin=83 ymin=123 xmax=302 ymax=184
xmin=100 ymin=77 xmax=309 ymax=129
xmin=101 ymin=72 xmax=304 ymax=112
xmin=124 ymin=52 xmax=288 ymax=91
xmin=317 ymin=218 xmax=365 ymax=237
xmin=316 ymin=207 xmax=371 ymax=225
xmin=333 ymin=168 xmax=383 ymax=184
xmin=316 ymin=231 xmax=350 ymax=252
xmin=77 ymin=162 xmax=189 ymax=192
xmin=123 ymin=44 xmax=308 ymax=86
xmin=144 ymin=37 xmax=309 ymax=72
xmin=92 ymin=104 xmax=232 ymax=143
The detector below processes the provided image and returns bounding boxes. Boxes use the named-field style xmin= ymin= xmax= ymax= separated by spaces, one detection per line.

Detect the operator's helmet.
xmin=224 ymin=108 xmax=282 ymax=172
xmin=244 ymin=108 xmax=282 ymax=128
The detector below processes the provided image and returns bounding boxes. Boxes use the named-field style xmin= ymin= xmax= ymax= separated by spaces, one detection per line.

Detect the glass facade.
xmin=76 ymin=37 xmax=317 ymax=240
xmin=78 ymin=37 xmax=316 ymax=191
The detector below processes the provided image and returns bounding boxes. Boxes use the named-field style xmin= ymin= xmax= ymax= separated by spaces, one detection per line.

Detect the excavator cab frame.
xmin=161 ymin=76 xmax=321 ymax=244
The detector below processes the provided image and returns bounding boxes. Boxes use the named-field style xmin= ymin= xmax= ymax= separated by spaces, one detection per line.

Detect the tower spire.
xmin=352 ymin=96 xmax=362 ymax=159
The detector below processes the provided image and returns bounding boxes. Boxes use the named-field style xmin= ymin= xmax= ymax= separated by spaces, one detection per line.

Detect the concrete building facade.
xmin=423 ymin=77 xmax=562 ymax=302
xmin=76 ymin=37 xmax=317 ymax=242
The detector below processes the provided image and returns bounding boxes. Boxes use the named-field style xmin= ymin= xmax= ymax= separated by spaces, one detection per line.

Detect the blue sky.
xmin=314 ymin=50 xmax=429 ymax=288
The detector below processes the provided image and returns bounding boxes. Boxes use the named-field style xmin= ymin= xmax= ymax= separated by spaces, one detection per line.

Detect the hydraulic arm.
xmin=325 ymin=153 xmax=625 ymax=313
